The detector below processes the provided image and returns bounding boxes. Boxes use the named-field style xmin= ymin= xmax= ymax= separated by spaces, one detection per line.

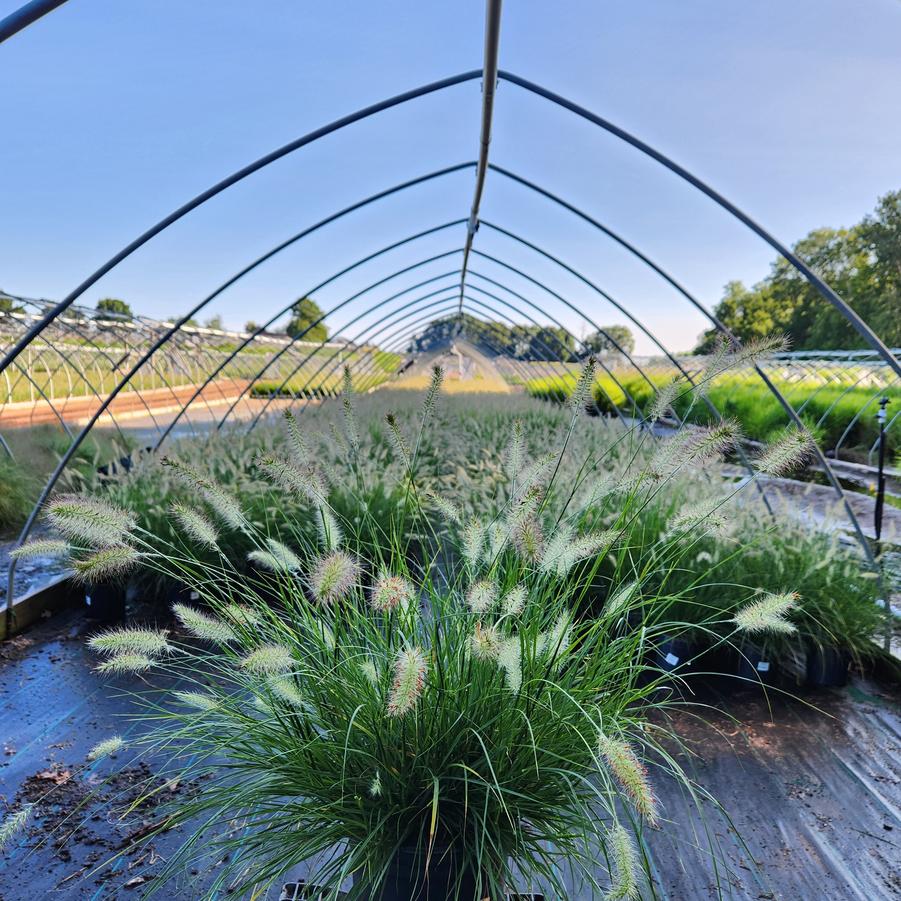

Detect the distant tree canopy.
xmin=696 ymin=188 xmax=901 ymax=352
xmin=410 ymin=313 xmax=577 ymax=361
xmin=584 ymin=325 xmax=635 ymax=356
xmin=286 ymin=297 xmax=328 ymax=343
xmin=95 ymin=297 xmax=133 ymax=320
xmin=204 ymin=314 xmax=224 ymax=331
xmin=0 ymin=297 xmax=24 ymax=314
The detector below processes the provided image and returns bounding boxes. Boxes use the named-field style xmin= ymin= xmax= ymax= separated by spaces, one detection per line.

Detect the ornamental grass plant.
xmin=4 ymin=357 xmax=829 ymax=900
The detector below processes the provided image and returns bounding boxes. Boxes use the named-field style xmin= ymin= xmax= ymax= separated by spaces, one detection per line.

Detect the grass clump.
xmin=55 ymin=362 xmax=812 ymax=900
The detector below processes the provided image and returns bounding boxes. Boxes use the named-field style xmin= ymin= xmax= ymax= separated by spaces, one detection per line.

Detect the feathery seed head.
xmin=72 ymin=545 xmax=140 ymax=583
xmin=605 ymin=822 xmax=640 ymax=900
xmin=0 ymin=806 xmax=32 ymax=851
xmin=316 ymin=504 xmax=344 ymax=552
xmin=497 ymin=637 xmax=523 ymax=693
xmin=570 ymin=357 xmax=598 ymax=412
xmin=162 ymin=458 xmax=246 ymax=530
xmin=270 ymin=676 xmax=307 ymax=710
xmin=96 ymin=652 xmax=155 ymax=674
xmin=241 ymin=644 xmax=295 ymax=675
xmin=387 ymin=647 xmax=427 ymax=717
xmin=171 ymin=504 xmax=219 ymax=550
xmin=172 ymin=603 xmax=237 ymax=644
xmin=256 ymin=453 xmax=328 ymax=506
xmin=461 ymin=517 xmax=486 ymax=571
xmin=369 ymin=770 xmax=383 ymax=798
xmin=309 ymin=551 xmax=360 ymax=604
xmin=248 ymin=538 xmax=302 ymax=573
xmin=174 ymin=690 xmax=219 ymax=711
xmin=10 ymin=539 xmax=70 ymax=561
xmin=668 ymin=497 xmax=728 ymax=535
xmin=597 ymin=731 xmax=659 ymax=826
xmin=425 ymin=491 xmax=462 ymax=526
xmin=513 ymin=514 xmax=545 ymax=563
xmin=756 ymin=428 xmax=814 ymax=476
xmin=421 ymin=366 xmax=444 ymax=422
xmin=384 ymin=411 xmax=411 ymax=470
xmin=501 ymin=585 xmax=527 ymax=617
xmin=88 ymin=627 xmax=172 ymax=657
xmin=370 ymin=573 xmax=415 ymax=613
xmin=283 ymin=409 xmax=308 ymax=464
xmin=514 ymin=453 xmax=556 ymax=501
xmin=645 ymin=378 xmax=683 ymax=424
xmin=360 ymin=659 xmax=380 ymax=686
xmin=541 ymin=527 xmax=616 ymax=578
xmin=470 ymin=622 xmax=501 ymax=660
xmin=732 ymin=591 xmax=798 ymax=634
xmin=87 ymin=735 xmax=125 ymax=761
xmin=341 ymin=366 xmax=359 ymax=455
xmin=466 ymin=580 xmax=497 ymax=615
xmin=505 ymin=418 xmax=525 ymax=481
xmin=46 ymin=494 xmax=135 ymax=548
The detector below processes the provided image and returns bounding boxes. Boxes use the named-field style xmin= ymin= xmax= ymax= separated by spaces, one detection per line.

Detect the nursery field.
xmin=0 ymin=366 xmax=898 ymax=900
xmin=517 ymin=358 xmax=900 ymax=462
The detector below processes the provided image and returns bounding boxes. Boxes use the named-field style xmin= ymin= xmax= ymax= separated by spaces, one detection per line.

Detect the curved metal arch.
xmin=159 ymin=265 xmax=465 ymax=447
xmin=3 ymin=237 xmax=464 ymax=620
xmin=251 ymin=245 xmax=642 ymax=424
xmin=251 ymin=278 xmax=575 ymax=422
xmin=215 ymin=236 xmax=467 ymax=428
xmin=0 ymin=0 xmax=68 ymax=43
xmin=164 ymin=232 xmax=467 ymax=441
xmin=246 ymin=234 xmax=660 ymax=427
xmin=496 ymin=71 xmax=900 ymax=376
xmin=0 ymin=72 xmax=484 ymax=378
xmin=464 ymin=250 xmax=649 ymax=410
xmin=344 ymin=301 xmax=565 ymax=401
xmin=328 ymin=293 xmax=582 ymax=403
xmin=460 ymin=283 xmax=642 ymax=423
xmin=30 ymin=158 xmax=480 ymax=460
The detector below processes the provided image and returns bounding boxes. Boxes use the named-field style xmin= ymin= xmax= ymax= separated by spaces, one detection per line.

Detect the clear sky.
xmin=2 ymin=0 xmax=900 ymax=354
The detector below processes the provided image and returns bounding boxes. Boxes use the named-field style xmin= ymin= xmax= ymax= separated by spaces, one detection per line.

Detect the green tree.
xmin=204 ymin=314 xmax=224 ymax=331
xmin=286 ymin=297 xmax=328 ymax=342
xmin=245 ymin=320 xmax=260 ymax=333
xmin=584 ymin=325 xmax=635 ymax=356
xmin=0 ymin=296 xmax=24 ymax=314
xmin=696 ymin=189 xmax=901 ymax=352
xmin=95 ymin=297 xmax=133 ymax=320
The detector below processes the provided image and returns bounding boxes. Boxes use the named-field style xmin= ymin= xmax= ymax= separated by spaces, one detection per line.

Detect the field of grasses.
xmin=8 ymin=362 xmax=891 ymax=899
xmin=1 ymin=342 xmax=400 ymax=406
xmin=72 ymin=382 xmax=886 ymax=665
xmin=524 ymin=366 xmax=900 ymax=460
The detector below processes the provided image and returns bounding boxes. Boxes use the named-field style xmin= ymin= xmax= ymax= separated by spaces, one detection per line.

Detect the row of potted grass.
xmin=524 ymin=369 xmax=899 ymax=459
xmin=68 ymin=382 xmax=886 ymax=686
xmin=8 ymin=360 xmax=826 ymax=899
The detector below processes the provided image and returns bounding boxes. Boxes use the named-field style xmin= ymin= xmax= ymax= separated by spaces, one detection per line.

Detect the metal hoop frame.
xmin=4 ymin=58 xmax=896 ymax=623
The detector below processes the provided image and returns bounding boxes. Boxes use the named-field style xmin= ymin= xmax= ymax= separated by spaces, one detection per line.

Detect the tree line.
xmin=696 ymin=188 xmax=900 ymax=352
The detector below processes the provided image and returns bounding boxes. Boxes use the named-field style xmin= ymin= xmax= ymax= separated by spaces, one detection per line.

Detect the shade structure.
xmin=1 ymin=0 xmax=898 ymax=630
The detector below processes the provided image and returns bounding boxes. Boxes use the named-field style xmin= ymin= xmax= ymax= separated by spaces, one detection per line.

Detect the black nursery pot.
xmin=806 ymin=644 xmax=850 ymax=688
xmin=734 ymin=643 xmax=776 ymax=685
xmin=354 ymin=845 xmax=479 ymax=901
xmin=83 ymin=581 xmax=126 ymax=621
xmin=653 ymin=635 xmax=697 ymax=673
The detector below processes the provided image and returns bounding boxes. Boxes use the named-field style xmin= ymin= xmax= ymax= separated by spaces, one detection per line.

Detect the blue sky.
xmin=2 ymin=0 xmax=900 ymax=353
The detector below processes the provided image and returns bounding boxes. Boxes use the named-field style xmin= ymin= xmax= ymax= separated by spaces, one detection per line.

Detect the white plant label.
xmin=757 ymin=661 xmax=770 ymax=672
xmin=665 ymin=652 xmax=680 ymax=666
